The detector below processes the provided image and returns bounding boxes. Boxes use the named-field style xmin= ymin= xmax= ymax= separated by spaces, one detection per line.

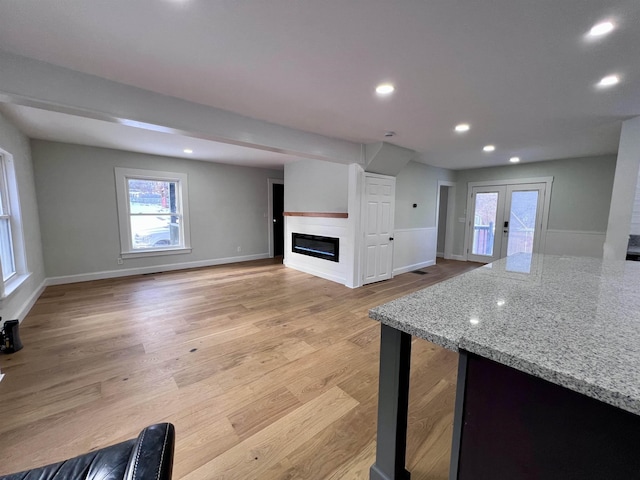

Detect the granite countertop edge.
xmin=369 ymin=310 xmax=640 ymax=416
xmin=368 ymin=310 xmax=460 ymax=352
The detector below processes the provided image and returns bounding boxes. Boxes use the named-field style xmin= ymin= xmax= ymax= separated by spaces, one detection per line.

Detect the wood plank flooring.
xmin=0 ymin=258 xmax=480 ymax=479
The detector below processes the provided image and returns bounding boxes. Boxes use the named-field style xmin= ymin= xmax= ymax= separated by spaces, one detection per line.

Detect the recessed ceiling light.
xmin=455 ymin=123 xmax=470 ymax=133
xmin=183 ymin=148 xmax=193 ymax=154
xmin=483 ymin=145 xmax=496 ymax=152
xmin=597 ymin=74 xmax=620 ymax=88
xmin=509 ymin=157 xmax=520 ymax=163
xmin=588 ymin=21 xmax=615 ymax=37
xmin=469 ymin=318 xmax=480 ymax=325
xmin=375 ymin=83 xmax=395 ymax=95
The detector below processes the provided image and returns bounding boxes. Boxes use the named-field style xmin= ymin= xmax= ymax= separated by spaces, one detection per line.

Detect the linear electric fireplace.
xmin=292 ymin=233 xmax=339 ymax=262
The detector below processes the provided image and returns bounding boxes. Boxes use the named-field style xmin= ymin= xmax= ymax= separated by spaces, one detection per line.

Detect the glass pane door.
xmin=467 ymin=186 xmax=506 ymax=263
xmin=506 ymin=190 xmax=538 ymax=255
xmin=467 ymin=183 xmax=547 ymax=264
xmin=501 ymin=183 xmax=546 ymax=259
xmin=472 ymin=192 xmax=498 ymax=256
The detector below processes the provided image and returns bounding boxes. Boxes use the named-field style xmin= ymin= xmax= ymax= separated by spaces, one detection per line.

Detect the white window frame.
xmin=0 ymin=149 xmax=30 ymax=300
xmin=115 ymin=167 xmax=191 ymax=259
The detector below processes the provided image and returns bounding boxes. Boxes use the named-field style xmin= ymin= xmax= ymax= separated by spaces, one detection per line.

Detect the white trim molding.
xmin=45 ymin=253 xmax=270 ymax=286
xmin=14 ymin=279 xmax=46 ymax=322
xmin=393 ymin=259 xmax=436 ymax=276
xmin=114 ymin=167 xmax=191 ymax=257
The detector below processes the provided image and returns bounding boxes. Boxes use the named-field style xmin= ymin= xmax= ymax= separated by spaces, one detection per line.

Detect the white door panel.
xmin=367 ymin=202 xmax=378 ymax=234
xmin=364 ymin=174 xmax=395 ymax=284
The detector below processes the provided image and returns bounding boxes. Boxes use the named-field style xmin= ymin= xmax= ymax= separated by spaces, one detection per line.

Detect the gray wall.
xmin=284 ymin=159 xmax=348 ymax=212
xmin=0 ymin=111 xmax=45 ymax=320
xmin=452 ymin=155 xmax=617 ymax=256
xmin=32 ymin=141 xmax=283 ymax=278
xmin=395 ymin=161 xmax=455 ymax=229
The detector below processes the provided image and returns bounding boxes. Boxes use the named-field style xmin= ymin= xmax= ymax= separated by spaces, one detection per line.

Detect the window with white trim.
xmin=0 ymin=156 xmax=16 ymax=283
xmin=0 ymin=150 xmax=29 ymax=299
xmin=115 ymin=168 xmax=191 ymax=258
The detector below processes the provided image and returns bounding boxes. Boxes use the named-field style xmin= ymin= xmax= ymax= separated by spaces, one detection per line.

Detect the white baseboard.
xmin=393 ymin=259 xmax=436 ymax=276
xmin=392 ymin=227 xmax=438 ymax=277
xmin=16 ymin=279 xmax=46 ymax=322
xmin=45 ymin=253 xmax=271 ymax=286
xmin=436 ymin=251 xmax=444 ymax=258
xmin=450 ymin=254 xmax=467 ymax=261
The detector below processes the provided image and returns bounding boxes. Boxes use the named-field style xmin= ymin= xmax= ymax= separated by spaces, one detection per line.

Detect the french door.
xmin=467 ymin=183 xmax=547 ymax=263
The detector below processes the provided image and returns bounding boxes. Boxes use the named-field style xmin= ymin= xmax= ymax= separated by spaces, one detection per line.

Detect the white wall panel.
xmin=392 ymin=227 xmax=437 ymax=275
xmin=544 ymin=230 xmax=605 ymax=258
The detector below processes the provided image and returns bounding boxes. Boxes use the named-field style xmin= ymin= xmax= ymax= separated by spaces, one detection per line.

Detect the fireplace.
xmin=292 ymin=233 xmax=339 ymax=262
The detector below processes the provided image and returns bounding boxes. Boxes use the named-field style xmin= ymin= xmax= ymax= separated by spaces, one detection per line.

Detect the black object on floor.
xmin=411 ymin=270 xmax=429 ymax=275
xmin=1 ymin=319 xmax=23 ymax=354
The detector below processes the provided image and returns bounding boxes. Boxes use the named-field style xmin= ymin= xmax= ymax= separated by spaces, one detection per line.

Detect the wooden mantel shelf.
xmin=284 ymin=212 xmax=348 ymax=218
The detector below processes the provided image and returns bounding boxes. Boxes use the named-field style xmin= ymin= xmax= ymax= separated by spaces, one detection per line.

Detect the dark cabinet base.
xmin=456 ymin=352 xmax=640 ymax=480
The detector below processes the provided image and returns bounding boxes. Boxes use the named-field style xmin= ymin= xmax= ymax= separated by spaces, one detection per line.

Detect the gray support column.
xmin=448 ymin=350 xmax=469 ymax=480
xmin=370 ymin=324 xmax=412 ymax=480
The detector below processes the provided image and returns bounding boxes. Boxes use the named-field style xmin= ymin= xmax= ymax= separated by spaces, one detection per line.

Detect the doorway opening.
xmin=431 ymin=180 xmax=456 ymax=258
xmin=268 ymin=179 xmax=284 ymax=259
xmin=436 ymin=181 xmax=456 ymax=260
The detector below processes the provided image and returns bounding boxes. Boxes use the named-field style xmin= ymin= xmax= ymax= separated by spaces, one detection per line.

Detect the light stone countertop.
xmin=369 ymin=254 xmax=640 ymax=415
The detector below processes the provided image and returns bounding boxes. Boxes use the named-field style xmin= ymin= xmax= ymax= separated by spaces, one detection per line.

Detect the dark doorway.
xmin=273 ymin=183 xmax=284 ymax=256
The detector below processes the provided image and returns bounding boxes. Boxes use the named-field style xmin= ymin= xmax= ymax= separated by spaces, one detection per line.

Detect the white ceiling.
xmin=0 ymin=0 xmax=638 ymax=170
xmin=0 ymin=104 xmax=299 ymax=169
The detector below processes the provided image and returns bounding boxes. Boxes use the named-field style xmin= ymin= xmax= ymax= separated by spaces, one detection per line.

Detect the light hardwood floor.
xmin=0 ymin=258 xmax=480 ymax=479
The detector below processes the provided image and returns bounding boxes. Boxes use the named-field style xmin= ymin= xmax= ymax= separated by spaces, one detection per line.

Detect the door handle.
xmin=389 ymin=237 xmax=394 ymax=241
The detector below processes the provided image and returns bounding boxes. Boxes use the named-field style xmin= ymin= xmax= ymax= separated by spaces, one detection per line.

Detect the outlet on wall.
xmin=117 ymin=258 xmax=124 ymax=265
xmin=237 ymin=246 xmax=242 ymax=252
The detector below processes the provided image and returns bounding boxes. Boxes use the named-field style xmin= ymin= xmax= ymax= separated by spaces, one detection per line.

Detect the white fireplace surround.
xmin=284 ymin=216 xmax=354 ymax=287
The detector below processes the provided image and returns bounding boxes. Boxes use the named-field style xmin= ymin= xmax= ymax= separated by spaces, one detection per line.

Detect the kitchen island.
xmin=368 ymin=254 xmax=640 ymax=480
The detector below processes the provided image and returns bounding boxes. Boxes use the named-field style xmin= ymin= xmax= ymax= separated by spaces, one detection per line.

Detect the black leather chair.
xmin=0 ymin=423 xmax=175 ymax=480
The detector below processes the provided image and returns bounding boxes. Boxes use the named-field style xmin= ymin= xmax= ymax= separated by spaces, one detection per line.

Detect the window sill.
xmin=0 ymin=272 xmax=32 ymax=301
xmin=121 ymin=247 xmax=192 ymax=259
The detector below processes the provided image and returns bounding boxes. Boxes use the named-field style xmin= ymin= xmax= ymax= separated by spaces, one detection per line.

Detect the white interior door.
xmin=467 ymin=183 xmax=547 ymax=263
xmin=363 ymin=174 xmax=395 ymax=284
